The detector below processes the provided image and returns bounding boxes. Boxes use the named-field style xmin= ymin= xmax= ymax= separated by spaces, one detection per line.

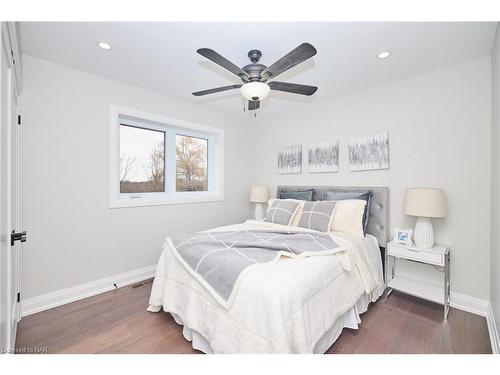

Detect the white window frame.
xmin=109 ymin=105 xmax=224 ymax=208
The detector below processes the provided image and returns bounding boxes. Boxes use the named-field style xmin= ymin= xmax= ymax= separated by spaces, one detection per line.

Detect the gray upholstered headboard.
xmin=276 ymin=185 xmax=390 ymax=248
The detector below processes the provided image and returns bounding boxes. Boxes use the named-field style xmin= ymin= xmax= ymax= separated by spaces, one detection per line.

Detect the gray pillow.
xmin=326 ymin=191 xmax=372 ymax=233
xmin=297 ymin=201 xmax=337 ymax=232
xmin=279 ymin=189 xmax=314 ymax=201
xmin=264 ymin=200 xmax=300 ymax=226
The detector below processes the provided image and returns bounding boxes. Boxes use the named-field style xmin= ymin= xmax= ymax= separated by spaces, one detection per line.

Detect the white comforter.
xmin=148 ymin=220 xmax=384 ymax=354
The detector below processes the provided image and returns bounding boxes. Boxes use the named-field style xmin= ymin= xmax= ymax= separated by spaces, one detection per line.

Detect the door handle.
xmin=11 ymin=230 xmax=27 ymax=246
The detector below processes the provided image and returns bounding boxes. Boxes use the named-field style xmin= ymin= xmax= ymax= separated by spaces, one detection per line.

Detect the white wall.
xmin=491 ymin=25 xmax=500 ymax=328
xmin=21 ymin=55 xmax=254 ymax=299
xmin=252 ymin=57 xmax=492 ymax=300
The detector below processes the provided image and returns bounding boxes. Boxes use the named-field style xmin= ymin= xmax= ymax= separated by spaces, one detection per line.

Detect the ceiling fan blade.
xmin=197 ymin=48 xmax=250 ymax=81
xmin=261 ymin=43 xmax=317 ymax=81
xmin=248 ymin=100 xmax=260 ymax=110
xmin=192 ymin=84 xmax=242 ymax=96
xmin=268 ymin=81 xmax=318 ymax=96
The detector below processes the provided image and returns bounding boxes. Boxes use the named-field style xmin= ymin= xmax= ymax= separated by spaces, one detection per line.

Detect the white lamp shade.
xmin=404 ymin=188 xmax=447 ymax=218
xmin=240 ymin=82 xmax=270 ymax=101
xmin=249 ymin=185 xmax=269 ymax=203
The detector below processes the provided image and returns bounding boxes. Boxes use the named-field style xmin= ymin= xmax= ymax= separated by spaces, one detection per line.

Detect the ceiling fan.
xmin=192 ymin=43 xmax=318 ymax=111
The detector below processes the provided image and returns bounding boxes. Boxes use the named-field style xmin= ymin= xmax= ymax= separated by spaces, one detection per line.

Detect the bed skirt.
xmin=168 ymin=293 xmax=373 ymax=354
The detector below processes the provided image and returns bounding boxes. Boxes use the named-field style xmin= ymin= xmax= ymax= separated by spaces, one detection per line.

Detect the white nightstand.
xmin=385 ymin=240 xmax=450 ymax=319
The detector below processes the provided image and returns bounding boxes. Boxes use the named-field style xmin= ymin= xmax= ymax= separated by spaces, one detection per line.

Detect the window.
xmin=120 ymin=125 xmax=165 ymax=193
xmin=110 ymin=105 xmax=224 ymax=208
xmin=176 ymin=135 xmax=208 ymax=192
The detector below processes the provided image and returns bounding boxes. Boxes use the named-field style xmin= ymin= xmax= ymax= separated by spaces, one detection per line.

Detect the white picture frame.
xmin=393 ymin=228 xmax=413 ymax=246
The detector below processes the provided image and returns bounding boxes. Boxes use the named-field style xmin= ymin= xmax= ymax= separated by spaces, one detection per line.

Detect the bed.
xmin=148 ymin=186 xmax=389 ymax=354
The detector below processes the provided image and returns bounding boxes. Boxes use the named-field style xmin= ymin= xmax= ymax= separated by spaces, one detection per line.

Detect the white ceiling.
xmin=19 ymin=22 xmax=497 ymax=117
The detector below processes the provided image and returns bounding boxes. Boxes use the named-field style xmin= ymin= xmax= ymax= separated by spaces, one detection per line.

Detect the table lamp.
xmin=404 ymin=188 xmax=447 ymax=249
xmin=249 ymin=185 xmax=269 ymax=220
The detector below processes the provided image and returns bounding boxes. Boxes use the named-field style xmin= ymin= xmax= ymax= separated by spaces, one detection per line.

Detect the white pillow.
xmin=330 ymin=199 xmax=367 ymax=238
xmin=267 ymin=198 xmax=305 ymax=226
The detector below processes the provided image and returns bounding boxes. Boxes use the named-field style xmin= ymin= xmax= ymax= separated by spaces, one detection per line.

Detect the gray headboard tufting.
xmin=276 ymin=185 xmax=390 ymax=248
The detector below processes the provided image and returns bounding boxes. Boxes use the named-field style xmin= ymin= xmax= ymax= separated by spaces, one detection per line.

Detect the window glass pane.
xmin=176 ymin=135 xmax=208 ymax=192
xmin=120 ymin=124 xmax=165 ymax=193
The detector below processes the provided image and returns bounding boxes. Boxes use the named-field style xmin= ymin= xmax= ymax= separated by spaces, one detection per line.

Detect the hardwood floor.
xmin=327 ymin=292 xmax=491 ymax=354
xmin=15 ymin=280 xmax=492 ymax=354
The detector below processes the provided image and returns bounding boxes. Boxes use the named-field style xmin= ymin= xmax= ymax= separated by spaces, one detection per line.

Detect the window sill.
xmin=109 ymin=193 xmax=224 ymax=208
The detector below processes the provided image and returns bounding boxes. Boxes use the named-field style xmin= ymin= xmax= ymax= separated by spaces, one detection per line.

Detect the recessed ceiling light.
xmin=377 ymin=51 xmax=391 ymax=59
xmin=97 ymin=42 xmax=112 ymax=50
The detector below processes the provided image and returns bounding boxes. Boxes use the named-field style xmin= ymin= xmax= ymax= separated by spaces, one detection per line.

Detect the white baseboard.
xmin=21 ymin=265 xmax=156 ymax=317
xmin=487 ymin=303 xmax=500 ymax=354
xmin=450 ymin=292 xmax=489 ymax=317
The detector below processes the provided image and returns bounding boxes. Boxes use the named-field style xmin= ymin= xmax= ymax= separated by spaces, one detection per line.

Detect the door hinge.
xmin=17 ymin=115 xmax=21 ymax=125
xmin=17 ymin=292 xmax=21 ymax=303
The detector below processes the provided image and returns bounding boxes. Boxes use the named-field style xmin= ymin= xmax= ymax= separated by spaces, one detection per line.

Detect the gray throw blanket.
xmin=170 ymin=228 xmax=343 ymax=306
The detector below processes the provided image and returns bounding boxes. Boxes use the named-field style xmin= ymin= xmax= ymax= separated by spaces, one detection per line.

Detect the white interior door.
xmin=0 ymin=22 xmax=22 ymax=354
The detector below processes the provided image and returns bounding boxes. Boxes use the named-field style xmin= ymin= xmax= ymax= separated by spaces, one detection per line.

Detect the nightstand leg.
xmin=384 ymin=252 xmax=388 ymax=297
xmin=444 ymin=253 xmax=450 ymax=320
xmin=384 ymin=253 xmax=395 ymax=299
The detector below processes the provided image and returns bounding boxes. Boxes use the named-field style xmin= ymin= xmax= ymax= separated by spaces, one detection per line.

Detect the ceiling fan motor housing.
xmin=242 ymin=49 xmax=267 ymax=81
xmin=242 ymin=63 xmax=267 ymax=81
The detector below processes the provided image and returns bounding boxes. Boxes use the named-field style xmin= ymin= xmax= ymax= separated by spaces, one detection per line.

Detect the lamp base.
xmin=414 ymin=217 xmax=434 ymax=249
xmin=254 ymin=203 xmax=265 ymax=220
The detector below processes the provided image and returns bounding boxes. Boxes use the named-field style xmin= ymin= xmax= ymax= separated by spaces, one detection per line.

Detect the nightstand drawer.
xmin=388 ymin=245 xmax=444 ymax=266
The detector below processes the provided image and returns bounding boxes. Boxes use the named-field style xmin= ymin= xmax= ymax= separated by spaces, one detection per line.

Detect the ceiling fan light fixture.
xmin=240 ymin=82 xmax=270 ymax=101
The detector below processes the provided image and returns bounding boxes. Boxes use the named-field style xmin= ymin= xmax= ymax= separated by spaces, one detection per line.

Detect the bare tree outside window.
xmin=147 ymin=142 xmax=165 ymax=192
xmin=120 ymin=153 xmax=136 ymax=182
xmin=176 ymin=135 xmax=208 ymax=192
xmin=120 ymin=125 xmax=165 ymax=193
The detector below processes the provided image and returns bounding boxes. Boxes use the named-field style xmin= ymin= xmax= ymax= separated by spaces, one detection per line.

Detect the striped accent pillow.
xmin=297 ymin=201 xmax=337 ymax=232
xmin=264 ymin=200 xmax=301 ymax=226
